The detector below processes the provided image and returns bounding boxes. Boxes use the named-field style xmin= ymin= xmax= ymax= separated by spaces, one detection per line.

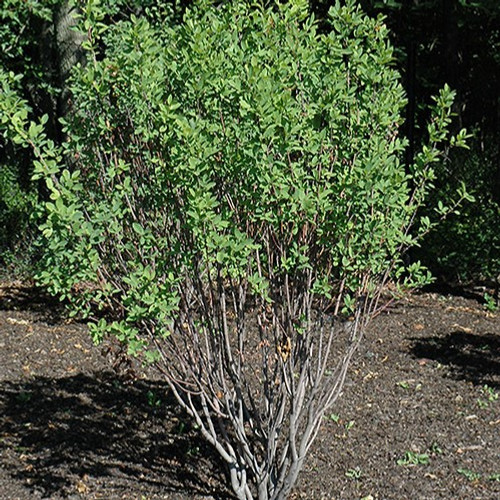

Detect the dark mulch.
xmin=0 ymin=282 xmax=499 ymax=499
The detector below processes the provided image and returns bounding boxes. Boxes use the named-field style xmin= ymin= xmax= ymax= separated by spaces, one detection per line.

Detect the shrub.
xmin=0 ymin=70 xmax=41 ymax=275
xmin=0 ymin=0 xmax=62 ymax=276
xmin=417 ymin=133 xmax=500 ymax=282
xmin=30 ymin=0 xmax=468 ymax=498
xmin=0 ymin=161 xmax=38 ymax=274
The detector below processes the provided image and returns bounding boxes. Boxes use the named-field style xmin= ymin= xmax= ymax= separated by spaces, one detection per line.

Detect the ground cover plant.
xmin=2 ymin=0 xmax=471 ymax=498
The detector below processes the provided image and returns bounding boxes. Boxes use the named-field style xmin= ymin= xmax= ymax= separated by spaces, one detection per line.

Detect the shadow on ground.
xmin=0 ymin=283 xmax=65 ymax=323
xmin=422 ymin=281 xmax=496 ymax=305
xmin=0 ymin=371 xmax=229 ymax=499
xmin=411 ymin=331 xmax=500 ymax=388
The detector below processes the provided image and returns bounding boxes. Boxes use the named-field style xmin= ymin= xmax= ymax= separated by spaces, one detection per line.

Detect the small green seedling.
xmin=477 ymin=398 xmax=489 ymax=409
xmin=457 ymin=468 xmax=481 ymax=481
xmin=146 ymin=390 xmax=161 ymax=408
xmin=326 ymin=413 xmax=341 ymax=424
xmin=488 ymin=473 xmax=500 ymax=481
xmin=345 ymin=420 xmax=355 ymax=431
xmin=16 ymin=391 xmax=32 ymax=404
xmin=429 ymin=442 xmax=443 ymax=455
xmin=478 ymin=384 xmax=498 ymax=408
xmin=483 ymin=292 xmax=498 ymax=312
xmin=482 ymin=384 xmax=499 ymax=402
xmin=397 ymin=451 xmax=430 ymax=466
xmin=397 ymin=381 xmax=410 ymax=389
xmin=345 ymin=467 xmax=362 ymax=480
xmin=186 ymin=445 xmax=200 ymax=457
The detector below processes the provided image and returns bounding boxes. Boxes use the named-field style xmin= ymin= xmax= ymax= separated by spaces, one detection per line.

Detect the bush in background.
xmin=0 ymin=70 xmax=41 ymax=276
xmin=0 ymin=0 xmax=60 ymax=276
xmin=0 ymin=162 xmax=38 ymax=275
xmin=417 ymin=134 xmax=500 ymax=283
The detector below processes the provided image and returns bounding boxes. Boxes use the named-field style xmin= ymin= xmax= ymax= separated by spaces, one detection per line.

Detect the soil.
xmin=0 ymin=282 xmax=499 ymax=500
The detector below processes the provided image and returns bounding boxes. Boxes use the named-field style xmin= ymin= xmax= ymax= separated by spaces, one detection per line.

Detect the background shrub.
xmin=417 ymin=135 xmax=500 ymax=283
xmin=0 ymin=70 xmax=42 ymax=276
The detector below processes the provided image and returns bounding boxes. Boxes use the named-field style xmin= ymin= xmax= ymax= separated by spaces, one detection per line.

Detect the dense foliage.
xmin=0 ymin=1 xmax=58 ymax=272
xmin=417 ymin=136 xmax=500 ymax=281
xmin=1 ymin=0 xmax=498 ymax=283
xmin=0 ymin=0 xmax=175 ymax=273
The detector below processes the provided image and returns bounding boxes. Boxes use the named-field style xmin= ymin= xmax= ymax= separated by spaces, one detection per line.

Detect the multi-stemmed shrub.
xmin=11 ymin=0 xmax=469 ymax=498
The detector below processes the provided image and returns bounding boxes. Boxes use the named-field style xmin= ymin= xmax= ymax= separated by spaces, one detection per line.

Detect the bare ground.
xmin=0 ymin=282 xmax=499 ymax=500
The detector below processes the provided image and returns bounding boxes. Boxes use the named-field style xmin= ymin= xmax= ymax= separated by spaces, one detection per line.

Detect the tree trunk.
xmin=55 ymin=1 xmax=86 ymax=119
